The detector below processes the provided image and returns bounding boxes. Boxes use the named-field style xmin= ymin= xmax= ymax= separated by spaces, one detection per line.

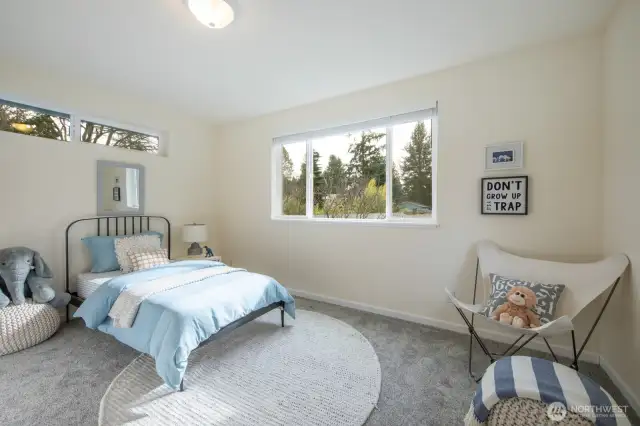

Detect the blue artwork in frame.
xmin=485 ymin=141 xmax=524 ymax=171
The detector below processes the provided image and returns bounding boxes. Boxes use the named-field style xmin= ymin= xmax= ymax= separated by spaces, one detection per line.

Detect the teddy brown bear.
xmin=491 ymin=286 xmax=541 ymax=328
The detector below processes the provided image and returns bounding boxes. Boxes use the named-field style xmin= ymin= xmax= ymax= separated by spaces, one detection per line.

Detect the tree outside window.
xmin=0 ymin=102 xmax=70 ymax=141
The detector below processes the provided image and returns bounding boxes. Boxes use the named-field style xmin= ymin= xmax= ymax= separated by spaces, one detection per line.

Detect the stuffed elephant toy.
xmin=0 ymin=247 xmax=71 ymax=309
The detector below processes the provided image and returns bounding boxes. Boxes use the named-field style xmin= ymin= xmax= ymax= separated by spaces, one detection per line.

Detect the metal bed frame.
xmin=65 ymin=215 xmax=172 ymax=318
xmin=65 ymin=215 xmax=286 ymax=392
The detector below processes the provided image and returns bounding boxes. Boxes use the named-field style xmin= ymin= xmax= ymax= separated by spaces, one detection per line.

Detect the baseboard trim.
xmin=289 ymin=288 xmax=600 ymax=363
xmin=598 ymin=355 xmax=640 ymax=416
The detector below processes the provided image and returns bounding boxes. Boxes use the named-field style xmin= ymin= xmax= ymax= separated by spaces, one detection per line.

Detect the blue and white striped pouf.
xmin=466 ymin=356 xmax=631 ymax=426
xmin=0 ymin=300 xmax=60 ymax=356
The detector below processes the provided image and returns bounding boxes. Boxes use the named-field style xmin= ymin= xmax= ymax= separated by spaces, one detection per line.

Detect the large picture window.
xmin=273 ymin=108 xmax=437 ymax=225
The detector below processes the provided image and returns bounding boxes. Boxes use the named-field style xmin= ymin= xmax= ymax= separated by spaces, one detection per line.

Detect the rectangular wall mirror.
xmin=97 ymin=160 xmax=145 ymax=216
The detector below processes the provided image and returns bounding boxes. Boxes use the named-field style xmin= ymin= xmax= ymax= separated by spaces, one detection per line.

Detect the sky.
xmin=284 ymin=119 xmax=431 ymax=180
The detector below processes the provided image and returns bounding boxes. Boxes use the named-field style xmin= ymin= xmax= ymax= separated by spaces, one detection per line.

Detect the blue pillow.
xmin=82 ymin=232 xmax=164 ymax=273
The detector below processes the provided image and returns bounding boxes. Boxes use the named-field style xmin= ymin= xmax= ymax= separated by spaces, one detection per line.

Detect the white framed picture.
xmin=485 ymin=141 xmax=524 ymax=171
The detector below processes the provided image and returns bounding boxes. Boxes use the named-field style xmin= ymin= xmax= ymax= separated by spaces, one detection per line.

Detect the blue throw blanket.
xmin=466 ymin=356 xmax=630 ymax=426
xmin=74 ymin=260 xmax=295 ymax=389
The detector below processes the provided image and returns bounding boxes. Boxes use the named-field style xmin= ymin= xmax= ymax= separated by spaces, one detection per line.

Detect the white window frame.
xmin=271 ymin=107 xmax=438 ymax=227
xmin=0 ymin=95 xmax=164 ymax=155
xmin=76 ymin=115 xmax=163 ymax=155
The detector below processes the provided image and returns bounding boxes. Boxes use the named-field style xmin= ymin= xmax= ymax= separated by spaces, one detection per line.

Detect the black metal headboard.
xmin=65 ymin=216 xmax=171 ymax=296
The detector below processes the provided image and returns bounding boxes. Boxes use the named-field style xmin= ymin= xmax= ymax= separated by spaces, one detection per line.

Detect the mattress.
xmin=77 ymin=271 xmax=123 ymax=299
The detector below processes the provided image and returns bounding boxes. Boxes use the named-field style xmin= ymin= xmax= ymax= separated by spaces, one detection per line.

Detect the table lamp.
xmin=182 ymin=223 xmax=208 ymax=256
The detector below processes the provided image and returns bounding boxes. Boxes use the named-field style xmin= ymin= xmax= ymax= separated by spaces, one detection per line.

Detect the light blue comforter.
xmin=74 ymin=261 xmax=295 ymax=389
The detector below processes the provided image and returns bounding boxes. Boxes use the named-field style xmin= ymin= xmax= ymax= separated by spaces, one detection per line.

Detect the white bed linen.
xmin=77 ymin=271 xmax=123 ymax=299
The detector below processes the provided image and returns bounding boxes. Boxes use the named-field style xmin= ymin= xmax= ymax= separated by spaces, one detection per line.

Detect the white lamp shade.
xmin=182 ymin=224 xmax=208 ymax=243
xmin=187 ymin=0 xmax=234 ymax=29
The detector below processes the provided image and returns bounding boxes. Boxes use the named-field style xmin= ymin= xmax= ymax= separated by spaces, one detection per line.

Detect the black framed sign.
xmin=481 ymin=176 xmax=528 ymax=215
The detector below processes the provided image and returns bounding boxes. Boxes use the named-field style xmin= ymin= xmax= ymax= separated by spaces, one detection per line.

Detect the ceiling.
xmin=0 ymin=0 xmax=617 ymax=123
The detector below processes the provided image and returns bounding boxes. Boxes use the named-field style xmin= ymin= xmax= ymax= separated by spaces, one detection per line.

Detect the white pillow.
xmin=114 ymin=234 xmax=162 ymax=273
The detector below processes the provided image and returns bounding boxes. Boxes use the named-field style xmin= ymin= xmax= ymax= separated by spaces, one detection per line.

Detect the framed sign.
xmin=481 ymin=176 xmax=528 ymax=215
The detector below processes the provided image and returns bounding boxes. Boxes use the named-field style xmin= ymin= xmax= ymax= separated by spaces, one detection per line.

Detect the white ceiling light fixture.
xmin=186 ymin=0 xmax=234 ymax=29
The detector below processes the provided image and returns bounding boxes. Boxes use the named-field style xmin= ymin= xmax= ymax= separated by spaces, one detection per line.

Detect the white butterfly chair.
xmin=446 ymin=241 xmax=629 ymax=381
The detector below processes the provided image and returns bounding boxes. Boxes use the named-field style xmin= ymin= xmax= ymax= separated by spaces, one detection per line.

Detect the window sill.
xmin=271 ymin=216 xmax=439 ymax=228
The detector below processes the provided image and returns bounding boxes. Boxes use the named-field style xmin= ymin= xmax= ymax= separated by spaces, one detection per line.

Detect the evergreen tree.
xmin=323 ymin=155 xmax=347 ymax=194
xmin=400 ymin=122 xmax=432 ymax=207
xmin=391 ymin=165 xmax=404 ymax=207
xmin=312 ymin=150 xmax=324 ymax=208
xmin=299 ymin=161 xmax=307 ymax=189
xmin=296 ymin=150 xmax=324 ymax=209
xmin=347 ymin=131 xmax=386 ymax=187
xmin=312 ymin=150 xmax=323 ymax=184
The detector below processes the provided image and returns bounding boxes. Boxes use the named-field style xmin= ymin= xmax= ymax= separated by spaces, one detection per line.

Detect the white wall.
xmin=0 ymin=62 xmax=219 ymax=294
xmin=216 ymin=35 xmax=604 ymax=341
xmin=602 ymin=0 xmax=640 ymax=409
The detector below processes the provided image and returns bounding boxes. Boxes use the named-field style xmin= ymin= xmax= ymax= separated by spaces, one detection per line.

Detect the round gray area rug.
xmin=99 ymin=309 xmax=381 ymax=426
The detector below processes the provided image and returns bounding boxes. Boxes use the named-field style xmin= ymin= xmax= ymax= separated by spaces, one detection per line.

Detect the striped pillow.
xmin=128 ymin=249 xmax=170 ymax=272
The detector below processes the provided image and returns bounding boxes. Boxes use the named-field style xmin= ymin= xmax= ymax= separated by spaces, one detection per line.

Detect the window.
xmin=0 ymin=98 xmax=162 ymax=154
xmin=272 ymin=108 xmax=438 ymax=225
xmin=0 ymin=99 xmax=71 ymax=141
xmin=81 ymin=120 xmax=159 ymax=153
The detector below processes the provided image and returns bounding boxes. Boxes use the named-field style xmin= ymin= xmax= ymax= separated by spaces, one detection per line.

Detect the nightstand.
xmin=173 ymin=255 xmax=222 ymax=263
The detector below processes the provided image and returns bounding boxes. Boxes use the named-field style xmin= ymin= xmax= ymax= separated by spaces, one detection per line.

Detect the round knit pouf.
xmin=0 ymin=300 xmax=60 ymax=356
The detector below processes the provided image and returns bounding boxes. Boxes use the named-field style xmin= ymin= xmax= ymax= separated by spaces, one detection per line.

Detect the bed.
xmin=65 ymin=216 xmax=295 ymax=391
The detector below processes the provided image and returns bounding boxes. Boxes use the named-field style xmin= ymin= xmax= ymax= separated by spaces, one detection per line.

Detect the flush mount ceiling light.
xmin=186 ymin=0 xmax=234 ymax=29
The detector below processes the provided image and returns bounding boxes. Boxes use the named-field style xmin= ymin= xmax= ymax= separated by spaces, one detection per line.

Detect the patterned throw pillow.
xmin=114 ymin=234 xmax=162 ymax=273
xmin=128 ymin=249 xmax=170 ymax=272
xmin=481 ymin=274 xmax=565 ymax=325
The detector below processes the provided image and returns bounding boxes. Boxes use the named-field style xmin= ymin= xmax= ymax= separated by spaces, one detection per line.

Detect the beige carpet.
xmin=99 ymin=310 xmax=381 ymax=426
